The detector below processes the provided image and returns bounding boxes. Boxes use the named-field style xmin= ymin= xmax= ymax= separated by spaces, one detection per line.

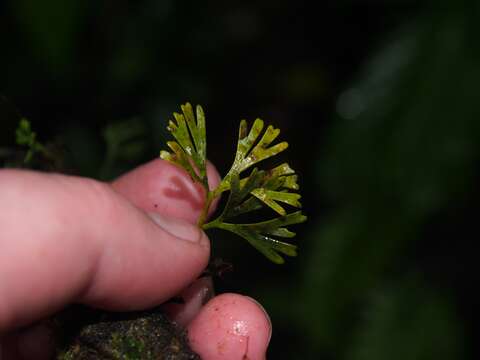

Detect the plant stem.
xmin=197 ymin=191 xmax=214 ymax=227
xmin=202 ymin=218 xmax=231 ymax=231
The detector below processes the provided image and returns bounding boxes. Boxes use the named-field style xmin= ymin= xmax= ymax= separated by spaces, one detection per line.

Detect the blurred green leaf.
xmin=301 ymin=6 xmax=478 ymax=357
xmin=12 ymin=0 xmax=85 ymax=70
xmin=15 ymin=118 xmax=47 ymax=164
xmin=347 ymin=278 xmax=464 ymax=360
xmin=324 ymin=12 xmax=480 ymax=218
xmin=100 ymin=119 xmax=147 ymax=180
xmin=16 ymin=118 xmax=36 ymax=147
xmin=301 ymin=210 xmax=412 ymax=350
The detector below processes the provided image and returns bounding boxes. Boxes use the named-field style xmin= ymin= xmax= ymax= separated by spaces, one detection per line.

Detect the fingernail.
xmin=148 ymin=212 xmax=202 ymax=243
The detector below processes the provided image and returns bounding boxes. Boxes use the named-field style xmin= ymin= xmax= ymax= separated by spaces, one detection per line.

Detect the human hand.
xmin=0 ymin=159 xmax=271 ymax=359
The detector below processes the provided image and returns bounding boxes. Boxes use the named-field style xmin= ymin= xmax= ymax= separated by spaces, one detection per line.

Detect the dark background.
xmin=1 ymin=0 xmax=478 ymax=359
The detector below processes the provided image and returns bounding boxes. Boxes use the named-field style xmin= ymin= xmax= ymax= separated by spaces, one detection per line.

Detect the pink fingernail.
xmin=147 ymin=212 xmax=202 ymax=243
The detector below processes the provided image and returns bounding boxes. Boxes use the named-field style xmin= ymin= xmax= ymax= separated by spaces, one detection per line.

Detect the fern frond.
xmin=160 ymin=103 xmax=307 ymax=263
xmin=160 ymin=103 xmax=208 ymax=189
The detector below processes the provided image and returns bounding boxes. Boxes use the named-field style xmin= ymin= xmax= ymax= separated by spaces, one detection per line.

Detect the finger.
xmin=162 ymin=276 xmax=214 ymax=327
xmin=111 ymin=159 xmax=221 ymax=328
xmin=111 ymin=158 xmax=221 ymax=327
xmin=112 ymin=159 xmax=221 ymax=224
xmin=187 ymin=294 xmax=272 ymax=360
xmin=1 ymin=323 xmax=53 ymax=360
xmin=3 ymin=278 xmax=214 ymax=360
xmin=0 ymin=165 xmax=209 ymax=332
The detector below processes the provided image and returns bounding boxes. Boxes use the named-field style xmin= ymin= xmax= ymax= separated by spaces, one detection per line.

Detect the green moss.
xmin=55 ymin=307 xmax=199 ymax=360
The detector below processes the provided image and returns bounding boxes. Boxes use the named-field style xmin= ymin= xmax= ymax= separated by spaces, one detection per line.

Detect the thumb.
xmin=83 ymin=159 xmax=218 ymax=310
xmin=111 ymin=158 xmax=221 ymax=223
xmin=0 ymin=162 xmax=211 ymax=331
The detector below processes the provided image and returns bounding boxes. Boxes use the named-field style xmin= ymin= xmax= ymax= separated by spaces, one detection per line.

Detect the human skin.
xmin=0 ymin=159 xmax=271 ymax=359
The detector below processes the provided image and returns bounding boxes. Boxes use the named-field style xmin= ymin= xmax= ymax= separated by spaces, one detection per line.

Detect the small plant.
xmin=6 ymin=104 xmax=306 ymax=358
xmin=16 ymin=118 xmax=50 ymax=164
xmin=160 ymin=103 xmax=306 ymax=264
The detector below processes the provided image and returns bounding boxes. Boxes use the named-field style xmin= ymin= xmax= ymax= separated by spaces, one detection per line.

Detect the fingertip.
xmin=162 ymin=276 xmax=214 ymax=327
xmin=112 ymin=159 xmax=222 ymax=224
xmin=187 ymin=293 xmax=271 ymax=360
xmin=0 ymin=167 xmax=215 ymax=332
xmin=81 ymin=211 xmax=211 ymax=310
xmin=206 ymin=160 xmax=221 ymax=192
xmin=112 ymin=159 xmax=204 ymax=223
xmin=206 ymin=161 xmax=221 ymax=216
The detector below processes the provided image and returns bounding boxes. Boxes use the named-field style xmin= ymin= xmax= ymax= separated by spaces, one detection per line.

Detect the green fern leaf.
xmin=160 ymin=103 xmax=208 ymax=189
xmin=160 ymin=103 xmax=307 ymax=263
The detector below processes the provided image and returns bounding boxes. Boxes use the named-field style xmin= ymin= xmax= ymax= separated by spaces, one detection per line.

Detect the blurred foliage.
xmin=345 ymin=278 xmax=463 ymax=360
xmin=15 ymin=118 xmax=44 ymax=163
xmin=293 ymin=2 xmax=477 ymax=359
xmin=101 ymin=118 xmax=147 ymax=180
xmin=1 ymin=0 xmax=477 ymax=359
